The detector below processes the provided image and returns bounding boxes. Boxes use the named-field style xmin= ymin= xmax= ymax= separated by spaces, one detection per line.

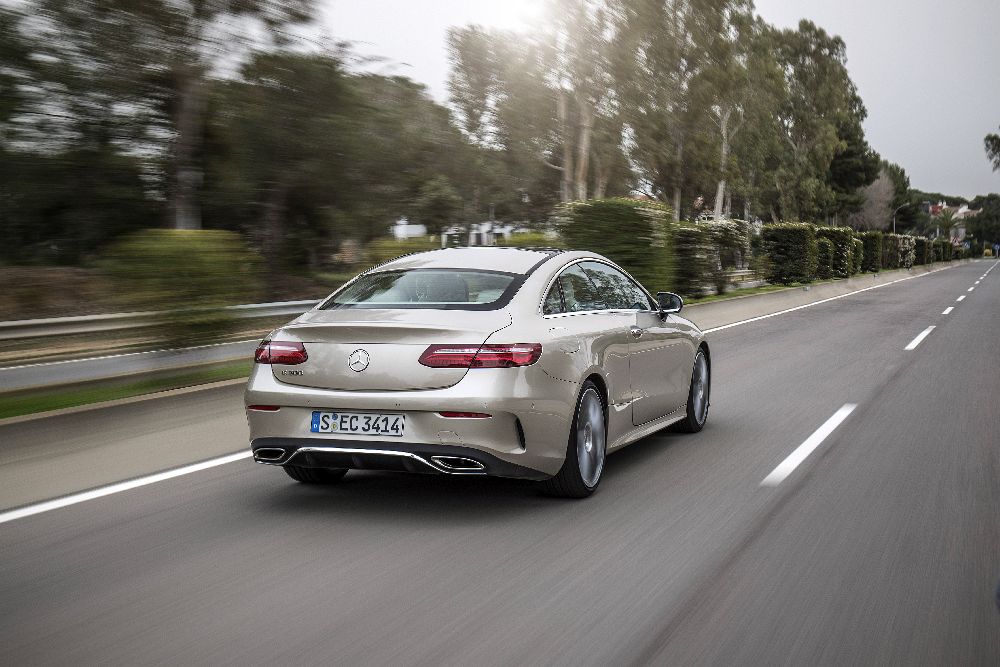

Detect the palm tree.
xmin=935 ymin=208 xmax=957 ymax=241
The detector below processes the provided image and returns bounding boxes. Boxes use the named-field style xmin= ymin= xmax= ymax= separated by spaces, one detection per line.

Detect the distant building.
xmin=391 ymin=217 xmax=428 ymax=240
xmin=441 ymin=220 xmax=530 ymax=247
xmin=929 ymin=201 xmax=981 ymax=243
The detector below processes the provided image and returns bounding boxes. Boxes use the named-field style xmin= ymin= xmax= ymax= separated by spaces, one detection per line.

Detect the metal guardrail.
xmin=0 ymin=300 xmax=320 ymax=341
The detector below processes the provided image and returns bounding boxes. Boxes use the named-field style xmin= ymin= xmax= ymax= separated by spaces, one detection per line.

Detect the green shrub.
xmin=914 ymin=237 xmax=930 ymax=265
xmin=673 ymin=226 xmax=712 ymax=298
xmin=953 ymin=246 xmax=965 ymax=260
xmin=859 ymin=231 xmax=883 ymax=273
xmin=932 ymin=239 xmax=952 ymax=261
xmin=761 ymin=222 xmax=818 ymax=284
xmin=881 ymin=233 xmax=903 ymax=270
xmin=102 ymin=229 xmax=263 ymax=347
xmin=702 ymin=220 xmax=750 ymax=295
xmin=851 ymin=238 xmax=864 ymax=275
xmin=554 ymin=198 xmax=673 ymax=292
xmin=364 ymin=237 xmax=440 ymax=268
xmin=816 ymin=237 xmax=834 ymax=279
xmin=899 ymin=235 xmax=916 ymax=268
xmin=496 ymin=231 xmax=565 ymax=249
xmin=815 ymin=227 xmax=854 ymax=278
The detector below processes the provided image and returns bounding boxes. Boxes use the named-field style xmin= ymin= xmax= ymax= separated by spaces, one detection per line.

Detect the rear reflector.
xmin=438 ymin=411 xmax=492 ymax=419
xmin=254 ymin=340 xmax=307 ymax=365
xmin=419 ymin=343 xmax=541 ymax=369
xmin=247 ymin=405 xmax=281 ymax=412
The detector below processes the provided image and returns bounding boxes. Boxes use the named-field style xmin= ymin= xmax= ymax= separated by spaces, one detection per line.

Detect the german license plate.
xmin=310 ymin=411 xmax=405 ymax=437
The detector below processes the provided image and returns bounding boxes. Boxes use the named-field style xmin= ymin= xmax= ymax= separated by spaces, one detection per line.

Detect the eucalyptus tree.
xmin=770 ymin=20 xmax=861 ymax=221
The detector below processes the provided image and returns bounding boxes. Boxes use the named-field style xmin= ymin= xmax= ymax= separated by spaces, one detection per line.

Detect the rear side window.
xmin=323 ymin=269 xmax=518 ymax=310
xmin=558 ymin=265 xmax=606 ymax=312
xmin=579 ymin=262 xmax=653 ymax=310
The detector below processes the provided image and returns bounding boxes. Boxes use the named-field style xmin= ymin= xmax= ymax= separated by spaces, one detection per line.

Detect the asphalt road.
xmin=1 ymin=260 xmax=998 ymax=665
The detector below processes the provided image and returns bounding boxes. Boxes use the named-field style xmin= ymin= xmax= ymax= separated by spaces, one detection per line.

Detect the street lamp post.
xmin=892 ymin=202 xmax=911 ymax=235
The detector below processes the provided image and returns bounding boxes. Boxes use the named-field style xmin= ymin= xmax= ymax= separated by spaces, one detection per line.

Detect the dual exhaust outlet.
xmin=253 ymin=448 xmax=485 ymax=473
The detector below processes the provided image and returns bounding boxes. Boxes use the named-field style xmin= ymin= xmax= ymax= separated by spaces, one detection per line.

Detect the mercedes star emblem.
xmin=348 ymin=349 xmax=370 ymax=372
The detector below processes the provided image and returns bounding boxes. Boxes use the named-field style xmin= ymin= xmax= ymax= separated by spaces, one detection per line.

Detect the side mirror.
xmin=657 ymin=291 xmax=683 ymax=315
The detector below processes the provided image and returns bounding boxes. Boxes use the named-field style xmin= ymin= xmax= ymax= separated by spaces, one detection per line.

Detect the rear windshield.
xmin=322 ymin=269 xmax=520 ymax=310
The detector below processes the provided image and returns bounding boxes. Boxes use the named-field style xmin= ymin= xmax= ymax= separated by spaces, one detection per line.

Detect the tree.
xmin=33 ymin=0 xmax=317 ymax=231
xmin=986 ymin=127 xmax=1000 ymax=172
xmin=413 ymin=177 xmax=463 ymax=236
xmin=771 ymin=21 xmax=858 ymax=221
xmin=847 ymin=166 xmax=894 ymax=230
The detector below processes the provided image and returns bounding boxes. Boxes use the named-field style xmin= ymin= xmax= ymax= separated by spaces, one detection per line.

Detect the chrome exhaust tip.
xmin=430 ymin=456 xmax=486 ymax=472
xmin=254 ymin=448 xmax=286 ymax=463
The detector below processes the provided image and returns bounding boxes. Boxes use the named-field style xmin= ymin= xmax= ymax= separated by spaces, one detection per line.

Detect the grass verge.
xmin=685 ymin=279 xmax=837 ymax=305
xmin=0 ymin=360 xmax=251 ymax=421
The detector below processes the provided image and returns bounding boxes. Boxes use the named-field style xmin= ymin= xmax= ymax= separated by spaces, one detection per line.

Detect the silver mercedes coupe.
xmin=245 ymin=247 xmax=710 ymax=497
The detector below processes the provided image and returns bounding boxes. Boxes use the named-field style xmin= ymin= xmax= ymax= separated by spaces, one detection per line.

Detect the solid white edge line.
xmin=942 ymin=307 xmax=954 ymax=315
xmin=703 ymin=268 xmax=943 ymax=334
xmin=957 ymin=295 xmax=966 ymax=302
xmin=761 ymin=404 xmax=857 ymax=487
xmin=904 ymin=326 xmax=936 ymax=351
xmin=0 ymin=451 xmax=252 ymax=525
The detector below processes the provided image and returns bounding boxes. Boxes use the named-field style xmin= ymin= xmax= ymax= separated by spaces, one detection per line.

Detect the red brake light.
xmin=254 ymin=340 xmax=308 ymax=365
xmin=419 ymin=343 xmax=541 ymax=369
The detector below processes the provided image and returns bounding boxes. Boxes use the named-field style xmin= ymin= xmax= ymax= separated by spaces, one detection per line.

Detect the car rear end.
xmin=244 ymin=248 xmax=573 ymax=479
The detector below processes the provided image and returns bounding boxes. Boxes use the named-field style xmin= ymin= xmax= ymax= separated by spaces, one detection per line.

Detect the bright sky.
xmin=323 ymin=0 xmax=1000 ymax=199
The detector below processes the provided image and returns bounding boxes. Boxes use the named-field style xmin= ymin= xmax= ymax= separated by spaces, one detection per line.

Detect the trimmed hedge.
xmin=816 ymin=237 xmax=834 ymax=279
xmin=761 ymin=223 xmax=818 ymax=284
xmin=859 ymin=231 xmax=883 ymax=273
xmin=496 ymin=231 xmax=566 ymax=249
xmin=881 ymin=233 xmax=902 ymax=270
xmin=815 ymin=227 xmax=854 ymax=278
xmin=554 ymin=198 xmax=672 ymax=292
xmin=673 ymin=226 xmax=712 ymax=298
xmin=914 ymin=237 xmax=930 ymax=265
xmin=851 ymin=238 xmax=864 ymax=275
xmin=932 ymin=239 xmax=952 ymax=262
xmin=899 ymin=235 xmax=916 ymax=268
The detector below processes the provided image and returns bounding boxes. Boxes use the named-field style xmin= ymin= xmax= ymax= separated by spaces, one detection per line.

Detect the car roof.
xmin=373 ymin=247 xmax=563 ymax=274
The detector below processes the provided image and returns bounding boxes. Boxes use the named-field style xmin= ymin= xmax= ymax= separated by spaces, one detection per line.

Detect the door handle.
xmin=630 ymin=326 xmax=644 ymax=339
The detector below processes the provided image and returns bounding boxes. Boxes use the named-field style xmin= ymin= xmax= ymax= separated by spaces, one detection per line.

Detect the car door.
xmin=540 ymin=264 xmax=633 ymax=414
xmin=578 ymin=261 xmax=690 ymax=426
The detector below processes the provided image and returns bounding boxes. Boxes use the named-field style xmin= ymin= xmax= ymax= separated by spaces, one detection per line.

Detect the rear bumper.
xmin=251 ymin=437 xmax=550 ymax=480
xmin=244 ymin=364 xmax=578 ymax=477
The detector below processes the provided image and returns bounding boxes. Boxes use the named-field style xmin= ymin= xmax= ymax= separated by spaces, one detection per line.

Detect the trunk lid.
xmin=270 ymin=309 xmax=512 ymax=391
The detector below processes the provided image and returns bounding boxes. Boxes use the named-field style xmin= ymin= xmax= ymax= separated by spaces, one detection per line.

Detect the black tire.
xmin=283 ymin=465 xmax=349 ymax=484
xmin=672 ymin=347 xmax=710 ymax=433
xmin=540 ymin=381 xmax=607 ymax=498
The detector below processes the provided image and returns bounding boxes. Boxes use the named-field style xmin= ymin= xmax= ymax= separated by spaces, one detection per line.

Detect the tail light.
xmin=419 ymin=343 xmax=541 ymax=368
xmin=254 ymin=340 xmax=308 ymax=365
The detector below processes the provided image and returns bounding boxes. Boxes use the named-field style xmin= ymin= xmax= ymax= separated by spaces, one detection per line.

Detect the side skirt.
xmin=608 ymin=405 xmax=687 ymax=452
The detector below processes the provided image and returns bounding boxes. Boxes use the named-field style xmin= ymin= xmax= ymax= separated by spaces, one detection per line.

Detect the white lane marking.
xmin=957 ymin=295 xmax=966 ymax=302
xmin=0 ymin=452 xmax=252 ymax=525
xmin=761 ymin=404 xmax=857 ymax=487
xmin=942 ymin=307 xmax=954 ymax=315
xmin=975 ymin=281 xmax=981 ymax=285
xmin=904 ymin=326 xmax=936 ymax=351
xmin=0 ymin=340 xmax=260 ymax=372
xmin=703 ymin=268 xmax=946 ymax=334
xmin=968 ymin=287 xmax=975 ymax=292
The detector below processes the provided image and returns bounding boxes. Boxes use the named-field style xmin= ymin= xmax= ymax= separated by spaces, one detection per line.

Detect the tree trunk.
xmin=574 ymin=97 xmax=593 ymax=201
xmin=713 ymin=108 xmax=731 ymax=220
xmin=172 ymin=71 xmax=205 ymax=230
xmin=557 ymin=88 xmax=573 ymax=203
xmin=262 ymin=183 xmax=288 ymax=272
xmin=592 ymin=151 xmax=610 ymax=199
xmin=671 ymin=141 xmax=684 ymax=222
